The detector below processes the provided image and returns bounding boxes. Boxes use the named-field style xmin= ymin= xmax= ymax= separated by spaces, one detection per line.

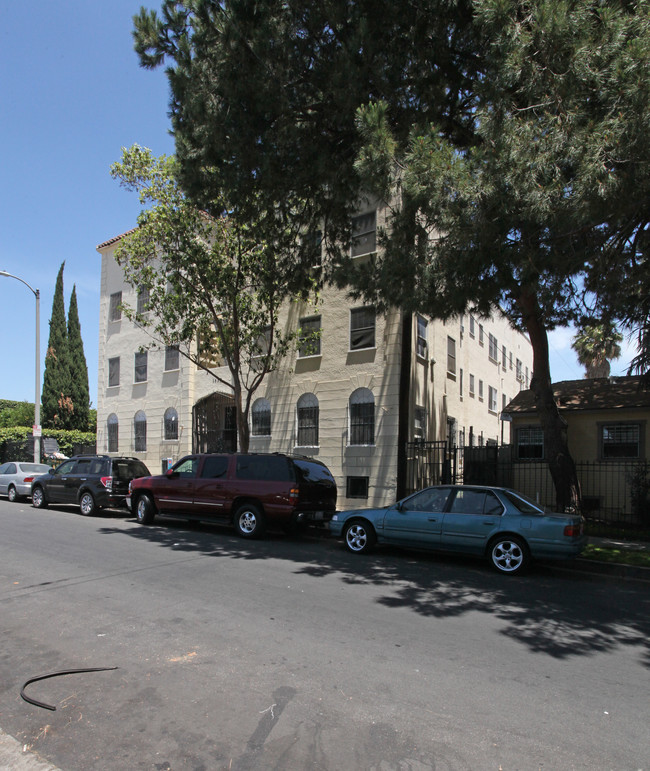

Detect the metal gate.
xmin=405 ymin=440 xmax=458 ymax=495
xmin=192 ymin=392 xmax=237 ymax=453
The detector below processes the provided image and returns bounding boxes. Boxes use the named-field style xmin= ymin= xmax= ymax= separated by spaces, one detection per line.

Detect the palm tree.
xmin=572 ymin=322 xmax=623 ymax=379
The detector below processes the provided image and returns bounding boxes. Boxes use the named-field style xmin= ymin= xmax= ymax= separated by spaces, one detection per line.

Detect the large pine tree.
xmin=41 ymin=262 xmax=73 ymax=429
xmin=67 ymin=284 xmax=91 ymax=430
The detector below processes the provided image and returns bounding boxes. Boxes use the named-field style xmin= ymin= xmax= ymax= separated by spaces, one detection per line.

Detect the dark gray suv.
xmin=31 ymin=455 xmax=150 ymax=516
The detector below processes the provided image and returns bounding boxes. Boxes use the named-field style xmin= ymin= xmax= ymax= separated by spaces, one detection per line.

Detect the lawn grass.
xmin=581 ymin=544 xmax=650 ymax=569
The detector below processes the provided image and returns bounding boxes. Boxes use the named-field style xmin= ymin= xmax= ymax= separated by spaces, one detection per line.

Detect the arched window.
xmin=349 ymin=388 xmax=375 ymax=445
xmin=296 ymin=393 xmax=319 ymax=447
xmin=134 ymin=410 xmax=147 ymax=452
xmin=164 ymin=407 xmax=178 ymax=440
xmin=251 ymin=398 xmax=271 ymax=436
xmin=107 ymin=414 xmax=118 ymax=453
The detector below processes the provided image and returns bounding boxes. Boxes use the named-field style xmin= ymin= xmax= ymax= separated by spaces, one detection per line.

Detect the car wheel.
xmin=489 ymin=535 xmax=529 ymax=575
xmin=79 ymin=491 xmax=97 ymax=516
xmin=135 ymin=494 xmax=156 ymax=525
xmin=234 ymin=503 xmax=265 ymax=539
xmin=32 ymin=486 xmax=48 ymax=509
xmin=8 ymin=485 xmax=18 ymax=503
xmin=344 ymin=520 xmax=376 ymax=554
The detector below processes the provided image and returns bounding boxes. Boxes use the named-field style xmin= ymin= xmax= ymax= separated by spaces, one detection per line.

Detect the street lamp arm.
xmin=0 ymin=269 xmax=41 ymax=462
xmin=0 ymin=269 xmax=39 ymax=298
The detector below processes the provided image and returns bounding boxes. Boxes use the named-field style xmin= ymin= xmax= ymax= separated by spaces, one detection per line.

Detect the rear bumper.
xmin=529 ymin=534 xmax=589 ymax=560
xmin=293 ymin=509 xmax=334 ymax=524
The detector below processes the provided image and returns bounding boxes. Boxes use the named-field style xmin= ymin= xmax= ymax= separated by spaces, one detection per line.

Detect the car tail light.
xmin=23 ymin=476 xmax=35 ymax=483
xmin=289 ymin=487 xmax=299 ymax=503
xmin=100 ymin=476 xmax=113 ymax=491
xmin=564 ymin=523 xmax=582 ymax=537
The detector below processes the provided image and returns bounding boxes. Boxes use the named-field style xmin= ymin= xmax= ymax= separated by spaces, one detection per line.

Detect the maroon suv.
xmin=127 ymin=453 xmax=337 ymax=538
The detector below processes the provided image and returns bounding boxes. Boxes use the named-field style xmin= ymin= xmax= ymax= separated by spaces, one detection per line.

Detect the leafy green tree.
xmin=67 ymin=285 xmax=91 ymax=430
xmin=0 ymin=400 xmax=35 ymax=428
xmin=572 ymin=322 xmax=623 ymax=379
xmin=42 ymin=262 xmax=73 ymax=429
xmin=111 ymin=145 xmax=310 ymax=452
xmin=133 ymin=0 xmax=649 ymax=508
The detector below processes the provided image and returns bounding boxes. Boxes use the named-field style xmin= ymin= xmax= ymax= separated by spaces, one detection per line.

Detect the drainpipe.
xmin=396 ymin=311 xmax=412 ymax=500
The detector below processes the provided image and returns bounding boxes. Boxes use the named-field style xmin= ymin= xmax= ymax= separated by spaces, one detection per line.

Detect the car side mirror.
xmin=48 ymin=468 xmax=55 ymax=475
xmin=165 ymin=469 xmax=178 ymax=479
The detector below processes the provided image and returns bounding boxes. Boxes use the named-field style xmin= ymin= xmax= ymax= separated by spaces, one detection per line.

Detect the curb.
xmin=555 ymin=557 xmax=650 ymax=582
xmin=0 ymin=729 xmax=60 ymax=771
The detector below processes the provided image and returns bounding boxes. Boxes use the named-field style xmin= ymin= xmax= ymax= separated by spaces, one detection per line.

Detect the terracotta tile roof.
xmin=504 ymin=376 xmax=650 ymax=415
xmin=96 ymin=227 xmax=137 ymax=250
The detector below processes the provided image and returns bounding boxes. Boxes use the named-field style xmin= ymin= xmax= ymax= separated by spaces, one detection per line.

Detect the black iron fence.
xmin=405 ymin=442 xmax=650 ymax=530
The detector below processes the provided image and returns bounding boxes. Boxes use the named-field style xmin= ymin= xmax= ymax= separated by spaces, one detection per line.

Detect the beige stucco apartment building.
xmin=96 ymin=211 xmax=533 ymax=509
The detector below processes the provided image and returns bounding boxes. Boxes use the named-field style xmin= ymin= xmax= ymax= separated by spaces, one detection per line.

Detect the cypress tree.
xmin=42 ymin=262 xmax=73 ymax=428
xmin=67 ymin=285 xmax=91 ymax=430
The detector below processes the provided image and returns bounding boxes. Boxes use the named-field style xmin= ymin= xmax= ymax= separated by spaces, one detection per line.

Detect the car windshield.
xmin=502 ymin=489 xmax=546 ymax=515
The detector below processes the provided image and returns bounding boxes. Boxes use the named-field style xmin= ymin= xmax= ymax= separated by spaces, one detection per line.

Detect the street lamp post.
xmin=0 ymin=270 xmax=41 ymax=462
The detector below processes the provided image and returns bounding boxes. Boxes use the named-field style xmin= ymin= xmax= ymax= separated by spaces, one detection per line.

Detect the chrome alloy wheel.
xmin=490 ymin=538 xmax=527 ymax=574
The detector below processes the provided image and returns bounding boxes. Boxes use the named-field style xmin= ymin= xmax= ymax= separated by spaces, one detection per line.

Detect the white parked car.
xmin=0 ymin=461 xmax=51 ymax=502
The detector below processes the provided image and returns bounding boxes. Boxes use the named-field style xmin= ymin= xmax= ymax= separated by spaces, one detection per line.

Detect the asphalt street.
xmin=1 ymin=499 xmax=648 ymax=770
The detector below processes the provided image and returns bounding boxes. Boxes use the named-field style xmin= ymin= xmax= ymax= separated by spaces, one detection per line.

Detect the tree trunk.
xmin=232 ymin=381 xmax=250 ymax=453
xmin=518 ymin=290 xmax=582 ymax=511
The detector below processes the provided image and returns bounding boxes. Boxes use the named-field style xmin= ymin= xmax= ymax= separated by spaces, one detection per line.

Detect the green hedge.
xmin=0 ymin=426 xmax=96 ymax=463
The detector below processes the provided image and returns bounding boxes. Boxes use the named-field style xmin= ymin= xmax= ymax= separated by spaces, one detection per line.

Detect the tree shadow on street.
xmin=98 ymin=516 xmax=650 ymax=669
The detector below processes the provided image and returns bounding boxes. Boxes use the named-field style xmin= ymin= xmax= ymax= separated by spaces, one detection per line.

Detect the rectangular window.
xmin=350 ymin=307 xmax=375 ymax=350
xmin=502 ymin=345 xmax=507 ymax=369
xmin=350 ymin=403 xmax=375 ymax=445
xmin=297 ymin=406 xmax=319 ymax=446
xmin=416 ymin=315 xmax=428 ymax=358
xmin=252 ymin=405 xmax=271 ymax=436
xmin=459 ymin=368 xmax=464 ymax=397
xmin=509 ymin=352 xmax=513 ymax=370
xmin=298 ymin=316 xmax=321 ymax=357
xmin=516 ymin=358 xmax=523 ymax=382
xmin=254 ymin=325 xmax=272 ymax=358
xmin=600 ymin=423 xmax=642 ymax=459
xmin=414 ymin=407 xmax=426 ymax=439
xmin=346 ymin=476 xmax=369 ymax=499
xmin=478 ymin=379 xmax=484 ymax=401
xmin=469 ymin=316 xmax=475 ymax=338
xmin=479 ymin=325 xmax=484 ymax=346
xmin=137 ymin=286 xmax=150 ymax=315
xmin=516 ymin=426 xmax=544 ymax=459
xmin=134 ymin=418 xmax=147 ymax=453
xmin=469 ymin=374 xmax=475 ymax=397
xmin=447 ymin=336 xmax=456 ymax=377
xmin=108 ymin=357 xmax=120 ymax=387
xmin=107 ymin=419 xmax=118 ymax=453
xmin=109 ymin=292 xmax=122 ymax=322
xmin=165 ymin=345 xmax=180 ymax=371
xmin=134 ymin=352 xmax=148 ymax=383
xmin=351 ymin=211 xmax=376 ymax=257
xmin=488 ymin=386 xmax=498 ymax=413
xmin=488 ymin=333 xmax=498 ymax=362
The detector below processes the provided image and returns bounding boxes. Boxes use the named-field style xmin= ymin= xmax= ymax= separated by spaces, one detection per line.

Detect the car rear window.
xmin=292 ymin=459 xmax=335 ymax=484
xmin=20 ymin=464 xmax=50 ymax=474
xmin=113 ymin=460 xmax=150 ymax=480
xmin=236 ymin=455 xmax=293 ymax=481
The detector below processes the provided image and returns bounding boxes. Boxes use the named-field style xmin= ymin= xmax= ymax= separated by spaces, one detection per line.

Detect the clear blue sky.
xmin=0 ymin=1 xmax=636 ymax=409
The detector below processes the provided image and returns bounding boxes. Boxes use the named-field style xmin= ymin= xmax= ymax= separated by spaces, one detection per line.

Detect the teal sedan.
xmin=329 ymin=485 xmax=587 ymax=575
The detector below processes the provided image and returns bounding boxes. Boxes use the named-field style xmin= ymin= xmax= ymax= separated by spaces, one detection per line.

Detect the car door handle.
xmin=427 ymin=517 xmax=438 ymax=522
xmin=483 ymin=520 xmax=496 ymax=525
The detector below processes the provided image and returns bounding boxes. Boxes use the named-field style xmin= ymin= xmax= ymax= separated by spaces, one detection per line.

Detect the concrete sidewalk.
xmin=559 ymin=535 xmax=650 ymax=581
